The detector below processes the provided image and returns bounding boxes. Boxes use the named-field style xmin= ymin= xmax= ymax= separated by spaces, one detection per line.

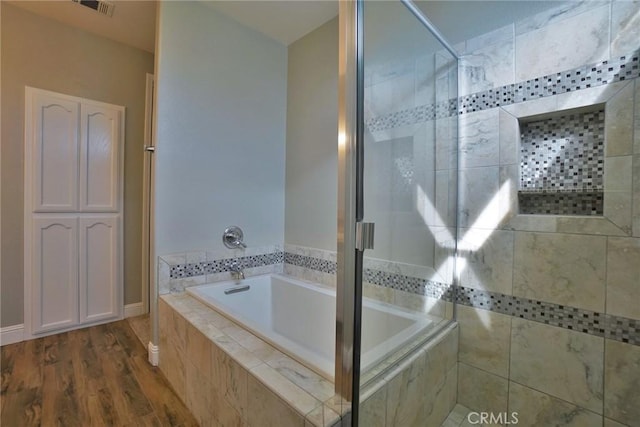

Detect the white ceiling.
xmin=6 ymin=0 xmax=562 ymax=55
xmin=202 ymin=1 xmax=338 ymax=46
xmin=6 ymin=0 xmax=338 ymax=52
xmin=7 ymin=0 xmax=157 ymax=53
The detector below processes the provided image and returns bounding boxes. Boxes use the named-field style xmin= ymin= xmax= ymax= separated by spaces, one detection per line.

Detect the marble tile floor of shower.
xmin=441 ymin=404 xmax=475 ymax=427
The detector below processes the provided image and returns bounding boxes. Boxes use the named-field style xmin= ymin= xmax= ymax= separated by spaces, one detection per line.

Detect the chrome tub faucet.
xmin=227 ymin=260 xmax=245 ymax=280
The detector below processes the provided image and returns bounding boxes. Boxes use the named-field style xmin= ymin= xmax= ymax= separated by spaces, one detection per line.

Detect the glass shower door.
xmin=337 ymin=0 xmax=458 ymax=424
xmin=360 ymin=0 xmax=459 ymax=380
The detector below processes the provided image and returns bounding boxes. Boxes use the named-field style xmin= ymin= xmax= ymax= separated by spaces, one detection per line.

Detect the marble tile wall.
xmin=455 ymin=285 xmax=639 ymax=346
xmin=364 ymin=7 xmax=638 ymax=132
xmin=366 ymin=47 xmax=639 ymax=130
xmin=511 ymin=319 xmax=604 ymax=412
xmin=359 ymin=323 xmax=459 ymax=427
xmin=159 ymin=289 xmax=459 ymax=426
xmin=454 ymin=2 xmax=640 ymax=426
xmin=283 ymin=244 xmax=337 ymax=289
xmin=158 ymin=294 xmax=344 ymax=426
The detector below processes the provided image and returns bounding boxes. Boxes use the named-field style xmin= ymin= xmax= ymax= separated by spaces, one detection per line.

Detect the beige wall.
xmin=1 ymin=4 xmax=154 ymax=327
xmin=284 ymin=17 xmax=338 ymax=251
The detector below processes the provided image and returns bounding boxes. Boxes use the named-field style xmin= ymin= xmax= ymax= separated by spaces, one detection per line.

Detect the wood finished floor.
xmin=0 ymin=320 xmax=198 ymax=426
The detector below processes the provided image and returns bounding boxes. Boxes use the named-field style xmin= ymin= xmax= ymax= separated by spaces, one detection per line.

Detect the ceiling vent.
xmin=71 ymin=0 xmax=115 ymax=17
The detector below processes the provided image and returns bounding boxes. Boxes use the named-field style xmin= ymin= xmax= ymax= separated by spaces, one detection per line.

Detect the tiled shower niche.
xmin=518 ymin=106 xmax=605 ymax=216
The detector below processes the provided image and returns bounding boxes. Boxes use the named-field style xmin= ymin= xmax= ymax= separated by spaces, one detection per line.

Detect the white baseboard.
xmin=0 ymin=324 xmax=24 ymax=346
xmin=148 ymin=342 xmax=159 ymax=366
xmin=124 ymin=302 xmax=146 ymax=318
xmin=2 ymin=307 xmax=145 ymax=345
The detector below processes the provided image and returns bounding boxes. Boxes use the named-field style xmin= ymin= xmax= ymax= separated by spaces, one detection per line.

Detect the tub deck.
xmin=159 ymin=293 xmax=344 ymax=426
xmin=159 ymin=289 xmax=458 ymax=426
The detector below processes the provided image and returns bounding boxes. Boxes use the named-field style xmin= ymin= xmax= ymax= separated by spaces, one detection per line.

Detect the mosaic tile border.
xmin=284 ymin=252 xmax=337 ymax=275
xmin=170 ymin=252 xmax=284 ymax=279
xmin=364 ymin=49 xmax=640 ymax=132
xmin=286 ymin=252 xmax=639 ymax=346
xmin=461 ymin=50 xmax=639 ymax=114
xmin=365 ymin=99 xmax=457 ymax=133
xmin=456 ymin=286 xmax=640 ymax=346
xmin=168 ymin=250 xmax=639 ymax=346
xmin=283 ymin=252 xmax=454 ymax=300
xmin=363 ymin=268 xmax=453 ymax=301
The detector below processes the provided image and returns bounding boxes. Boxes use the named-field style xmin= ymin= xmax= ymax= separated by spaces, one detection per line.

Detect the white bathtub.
xmin=186 ymin=274 xmax=433 ymax=380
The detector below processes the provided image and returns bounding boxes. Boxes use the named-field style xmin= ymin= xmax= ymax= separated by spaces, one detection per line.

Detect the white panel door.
xmin=31 ymin=93 xmax=79 ymax=212
xmin=32 ymin=217 xmax=79 ymax=334
xmin=79 ymin=216 xmax=120 ymax=323
xmin=25 ymin=87 xmax=124 ymax=338
xmin=79 ymin=104 xmax=120 ymax=212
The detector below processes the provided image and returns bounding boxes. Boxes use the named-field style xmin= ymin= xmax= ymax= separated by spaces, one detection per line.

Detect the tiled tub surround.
xmin=160 ymin=243 xmax=457 ymax=320
xmin=171 ymin=252 xmax=285 ymax=279
xmin=158 ymin=294 xmax=342 ymax=427
xmin=157 ymin=242 xmax=457 ymax=377
xmin=281 ymin=244 xmax=458 ymax=387
xmin=185 ymin=273 xmax=437 ymax=382
xmin=158 ymin=291 xmax=459 ymax=426
xmin=283 ymin=244 xmax=456 ymax=320
xmin=450 ymin=2 xmax=640 ymax=426
xmin=158 ymin=245 xmax=285 ymax=294
xmin=358 ymin=323 xmax=458 ymax=427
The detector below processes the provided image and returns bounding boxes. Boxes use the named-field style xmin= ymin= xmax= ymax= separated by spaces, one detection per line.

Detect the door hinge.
xmin=355 ymin=222 xmax=375 ymax=251
xmin=144 ymin=145 xmax=155 ymax=153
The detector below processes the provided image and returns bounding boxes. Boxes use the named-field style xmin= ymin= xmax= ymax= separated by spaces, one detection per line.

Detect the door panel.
xmin=25 ymin=87 xmax=124 ymax=337
xmin=357 ymin=0 xmax=458 ymax=402
xmin=32 ymin=95 xmax=79 ymax=212
xmin=32 ymin=217 xmax=79 ymax=333
xmin=79 ymin=216 xmax=120 ymax=323
xmin=80 ymin=105 xmax=120 ymax=211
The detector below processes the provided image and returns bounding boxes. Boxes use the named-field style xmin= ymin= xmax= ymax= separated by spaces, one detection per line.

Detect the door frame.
xmin=141 ymin=73 xmax=155 ymax=317
xmin=336 ymin=0 xmax=361 ymax=415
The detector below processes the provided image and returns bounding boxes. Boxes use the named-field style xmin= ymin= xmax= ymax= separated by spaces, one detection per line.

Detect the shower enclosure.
xmin=149 ymin=0 xmax=638 ymax=425
xmin=151 ymin=0 xmax=462 ymax=424
xmin=337 ymin=0 xmax=459 ymax=422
